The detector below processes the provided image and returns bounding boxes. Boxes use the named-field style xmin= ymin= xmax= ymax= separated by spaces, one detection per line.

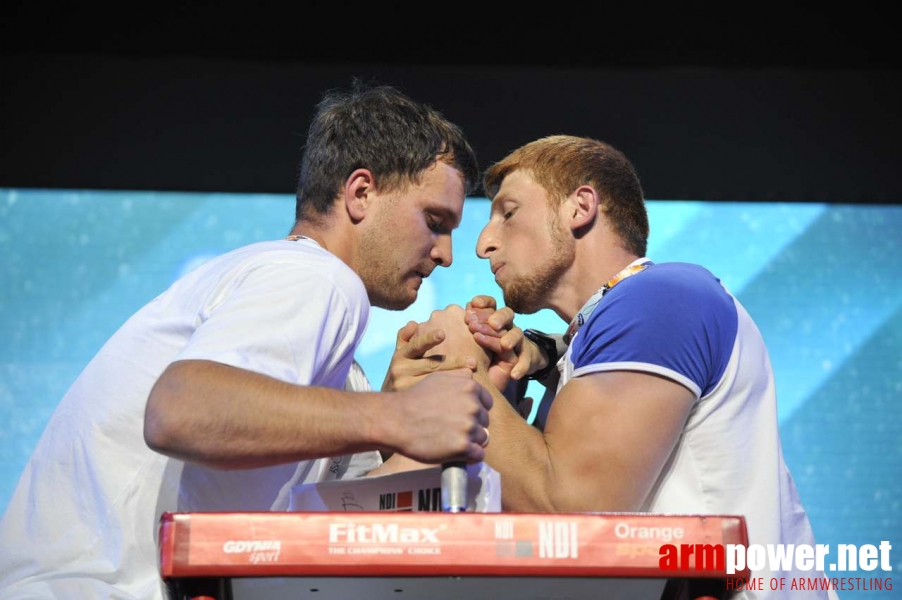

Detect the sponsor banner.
xmin=159 ymin=511 xmax=749 ymax=579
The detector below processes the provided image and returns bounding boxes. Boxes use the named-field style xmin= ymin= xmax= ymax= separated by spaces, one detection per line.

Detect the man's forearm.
xmin=475 ymin=371 xmax=559 ymax=512
xmin=144 ymin=359 xmax=396 ymax=469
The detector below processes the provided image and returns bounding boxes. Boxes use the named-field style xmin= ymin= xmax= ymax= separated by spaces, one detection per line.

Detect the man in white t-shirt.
xmin=0 ymin=83 xmax=491 ymax=600
xmin=411 ymin=135 xmax=836 ymax=599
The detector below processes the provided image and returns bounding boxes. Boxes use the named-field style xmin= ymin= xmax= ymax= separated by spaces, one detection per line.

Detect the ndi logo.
xmin=378 ymin=488 xmax=443 ymax=511
xmin=378 ymin=491 xmax=413 ymax=511
xmin=538 ymin=521 xmax=579 ymax=559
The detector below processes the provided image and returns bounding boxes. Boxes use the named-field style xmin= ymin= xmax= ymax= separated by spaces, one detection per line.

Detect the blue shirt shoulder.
xmin=570 ymin=262 xmax=738 ymax=397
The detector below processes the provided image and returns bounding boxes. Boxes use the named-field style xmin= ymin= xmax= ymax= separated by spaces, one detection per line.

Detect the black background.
xmin=2 ymin=2 xmax=900 ymax=203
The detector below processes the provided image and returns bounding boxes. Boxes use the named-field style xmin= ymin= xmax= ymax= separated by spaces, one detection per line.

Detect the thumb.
xmin=395 ymin=321 xmax=419 ymax=349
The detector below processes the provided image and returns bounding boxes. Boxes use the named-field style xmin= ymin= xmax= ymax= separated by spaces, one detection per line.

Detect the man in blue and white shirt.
xmin=414 ymin=134 xmax=835 ymax=599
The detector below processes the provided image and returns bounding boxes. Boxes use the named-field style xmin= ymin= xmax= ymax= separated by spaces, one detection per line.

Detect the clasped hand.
xmin=381 ymin=295 xmax=546 ymax=394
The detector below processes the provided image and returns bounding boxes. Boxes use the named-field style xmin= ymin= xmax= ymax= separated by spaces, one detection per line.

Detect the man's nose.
xmin=476 ymin=223 xmax=496 ymax=259
xmin=431 ymin=234 xmax=453 ymax=267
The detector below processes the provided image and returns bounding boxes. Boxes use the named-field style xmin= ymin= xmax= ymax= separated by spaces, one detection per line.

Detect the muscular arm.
xmin=413 ymin=304 xmax=695 ymax=511
xmin=144 ymin=359 xmax=491 ymax=470
xmin=479 ymin=369 xmax=695 ymax=512
xmin=402 ymin=303 xmax=695 ymax=511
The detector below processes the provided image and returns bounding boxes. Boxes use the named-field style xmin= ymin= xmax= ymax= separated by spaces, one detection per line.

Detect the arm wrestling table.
xmin=159 ymin=511 xmax=750 ymax=600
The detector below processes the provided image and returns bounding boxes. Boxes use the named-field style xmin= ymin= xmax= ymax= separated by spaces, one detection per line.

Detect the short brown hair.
xmin=483 ymin=135 xmax=648 ymax=256
xmin=296 ymin=81 xmax=479 ymax=223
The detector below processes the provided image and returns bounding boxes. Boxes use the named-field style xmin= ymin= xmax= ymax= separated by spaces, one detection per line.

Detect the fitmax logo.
xmin=329 ymin=523 xmax=440 ymax=544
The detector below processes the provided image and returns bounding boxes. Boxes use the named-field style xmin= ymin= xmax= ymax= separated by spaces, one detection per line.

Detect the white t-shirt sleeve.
xmin=176 ymin=260 xmax=368 ymax=388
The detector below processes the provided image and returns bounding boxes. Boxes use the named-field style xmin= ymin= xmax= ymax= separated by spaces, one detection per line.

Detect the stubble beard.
xmin=502 ymin=219 xmax=574 ymax=314
xmin=357 ymin=221 xmax=418 ymax=311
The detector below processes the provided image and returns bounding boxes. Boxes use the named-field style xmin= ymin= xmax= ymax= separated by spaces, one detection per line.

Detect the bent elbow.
xmin=143 ymin=366 xmax=187 ymax=457
xmin=143 ymin=389 xmax=175 ymax=456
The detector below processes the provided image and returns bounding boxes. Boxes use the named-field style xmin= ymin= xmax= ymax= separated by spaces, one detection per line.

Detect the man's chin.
xmin=503 ymin=288 xmax=544 ymax=315
xmin=371 ymin=289 xmax=417 ymax=311
xmin=373 ymin=297 xmax=415 ymax=311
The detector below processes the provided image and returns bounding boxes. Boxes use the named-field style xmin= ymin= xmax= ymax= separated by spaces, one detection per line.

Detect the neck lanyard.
xmin=563 ymin=260 xmax=653 ymax=345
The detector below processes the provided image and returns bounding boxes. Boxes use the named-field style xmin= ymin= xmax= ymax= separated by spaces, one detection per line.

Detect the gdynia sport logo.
xmin=659 ymin=540 xmax=893 ymax=593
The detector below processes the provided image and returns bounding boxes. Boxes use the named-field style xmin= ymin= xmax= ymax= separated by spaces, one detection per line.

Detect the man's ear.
xmin=565 ymin=185 xmax=599 ymax=232
xmin=344 ymin=168 xmax=376 ymax=222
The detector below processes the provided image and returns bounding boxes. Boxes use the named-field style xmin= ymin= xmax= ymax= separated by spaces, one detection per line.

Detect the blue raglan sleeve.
xmin=569 ymin=263 xmax=738 ymax=399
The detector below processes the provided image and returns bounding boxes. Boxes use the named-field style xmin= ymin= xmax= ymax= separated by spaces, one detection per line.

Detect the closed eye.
xmin=427 ymin=215 xmax=447 ymax=233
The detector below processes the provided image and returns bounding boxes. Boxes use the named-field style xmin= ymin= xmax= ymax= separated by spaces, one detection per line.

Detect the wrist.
xmin=522 ymin=329 xmax=558 ymax=381
xmin=474 ymin=369 xmax=501 ymax=397
xmin=366 ymin=392 xmax=405 ymax=454
xmin=528 ymin=340 xmax=549 ymax=372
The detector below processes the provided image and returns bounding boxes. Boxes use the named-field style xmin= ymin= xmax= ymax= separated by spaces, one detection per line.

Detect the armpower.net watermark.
xmin=659 ymin=541 xmax=893 ymax=593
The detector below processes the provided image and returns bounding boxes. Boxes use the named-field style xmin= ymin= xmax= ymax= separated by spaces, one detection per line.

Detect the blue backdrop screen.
xmin=1 ymin=189 xmax=900 ymax=595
